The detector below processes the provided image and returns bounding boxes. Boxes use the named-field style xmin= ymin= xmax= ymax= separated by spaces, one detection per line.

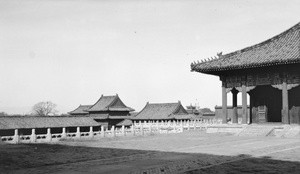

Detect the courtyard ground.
xmin=1 ymin=131 xmax=300 ymax=173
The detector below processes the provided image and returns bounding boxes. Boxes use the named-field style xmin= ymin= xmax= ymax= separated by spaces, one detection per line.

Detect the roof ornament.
xmin=201 ymin=59 xmax=204 ymax=63
xmin=217 ymin=52 xmax=223 ymax=57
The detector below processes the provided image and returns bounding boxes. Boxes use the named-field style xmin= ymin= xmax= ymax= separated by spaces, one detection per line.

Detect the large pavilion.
xmin=69 ymin=94 xmax=135 ymax=128
xmin=191 ymin=22 xmax=300 ymax=125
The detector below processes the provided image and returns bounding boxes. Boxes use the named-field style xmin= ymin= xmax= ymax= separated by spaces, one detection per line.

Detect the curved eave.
xmin=191 ymin=58 xmax=300 ymax=75
xmin=107 ymin=108 xmax=135 ymax=112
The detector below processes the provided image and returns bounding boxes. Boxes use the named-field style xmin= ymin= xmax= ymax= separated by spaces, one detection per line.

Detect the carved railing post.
xmin=101 ymin=126 xmax=105 ymax=137
xmin=13 ymin=129 xmax=19 ymax=144
xmin=89 ymin=126 xmax=94 ymax=138
xmin=62 ymin=127 xmax=67 ymax=139
xmin=46 ymin=128 xmax=52 ymax=141
xmin=76 ymin=127 xmax=80 ymax=139
xmin=31 ymin=128 xmax=36 ymax=143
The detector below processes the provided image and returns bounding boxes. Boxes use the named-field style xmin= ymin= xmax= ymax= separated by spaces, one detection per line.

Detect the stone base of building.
xmin=206 ymin=124 xmax=300 ymax=138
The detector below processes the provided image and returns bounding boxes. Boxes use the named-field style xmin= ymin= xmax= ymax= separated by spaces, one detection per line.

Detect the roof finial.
xmin=217 ymin=52 xmax=223 ymax=57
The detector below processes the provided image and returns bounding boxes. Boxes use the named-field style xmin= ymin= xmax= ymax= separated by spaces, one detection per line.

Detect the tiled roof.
xmin=116 ymin=119 xmax=133 ymax=126
xmin=0 ymin=116 xmax=100 ymax=130
xmin=68 ymin=105 xmax=92 ymax=115
xmin=132 ymin=102 xmax=189 ymax=120
xmin=89 ymin=113 xmax=109 ymax=119
xmin=88 ymin=94 xmax=134 ymax=112
xmin=108 ymin=115 xmax=133 ymax=119
xmin=174 ymin=114 xmax=192 ymax=120
xmin=191 ymin=22 xmax=300 ymax=74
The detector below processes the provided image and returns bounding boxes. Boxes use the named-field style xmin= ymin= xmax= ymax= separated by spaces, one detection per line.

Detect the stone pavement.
xmin=6 ymin=131 xmax=300 ymax=174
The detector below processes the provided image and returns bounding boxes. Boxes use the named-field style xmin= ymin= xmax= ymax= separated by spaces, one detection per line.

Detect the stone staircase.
xmin=281 ymin=126 xmax=300 ymax=138
xmin=237 ymin=125 xmax=275 ymax=137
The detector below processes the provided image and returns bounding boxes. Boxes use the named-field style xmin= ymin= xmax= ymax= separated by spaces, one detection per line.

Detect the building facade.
xmin=191 ymin=22 xmax=300 ymax=125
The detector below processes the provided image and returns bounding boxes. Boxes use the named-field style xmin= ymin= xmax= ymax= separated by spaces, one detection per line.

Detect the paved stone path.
xmin=6 ymin=131 xmax=300 ymax=174
xmin=131 ymin=141 xmax=300 ymax=174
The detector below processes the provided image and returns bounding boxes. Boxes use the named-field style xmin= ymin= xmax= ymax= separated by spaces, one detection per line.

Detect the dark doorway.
xmin=289 ymin=85 xmax=300 ymax=124
xmin=251 ymin=85 xmax=282 ymax=122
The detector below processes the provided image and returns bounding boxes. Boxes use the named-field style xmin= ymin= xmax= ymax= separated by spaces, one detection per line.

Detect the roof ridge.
xmin=133 ymin=102 xmax=149 ymax=118
xmin=171 ymin=102 xmax=189 ymax=115
xmin=68 ymin=104 xmax=91 ymax=114
xmin=106 ymin=95 xmax=118 ymax=108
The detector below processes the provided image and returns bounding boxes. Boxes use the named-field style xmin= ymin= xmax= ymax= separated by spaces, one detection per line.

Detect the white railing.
xmin=1 ymin=119 xmax=223 ymax=144
xmin=67 ymin=133 xmax=77 ymax=137
xmin=1 ymin=136 xmax=14 ymax=142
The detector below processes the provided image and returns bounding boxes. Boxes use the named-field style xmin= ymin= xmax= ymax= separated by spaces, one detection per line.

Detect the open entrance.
xmin=250 ymin=85 xmax=282 ymax=123
xmin=289 ymin=85 xmax=300 ymax=124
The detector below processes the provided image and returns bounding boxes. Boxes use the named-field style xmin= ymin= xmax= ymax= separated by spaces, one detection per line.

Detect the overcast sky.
xmin=1 ymin=0 xmax=300 ymax=115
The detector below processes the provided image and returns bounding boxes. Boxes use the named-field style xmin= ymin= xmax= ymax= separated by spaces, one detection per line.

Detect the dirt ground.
xmin=1 ymin=131 xmax=300 ymax=174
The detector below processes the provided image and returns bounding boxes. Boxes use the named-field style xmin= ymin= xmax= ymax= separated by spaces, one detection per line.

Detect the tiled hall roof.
xmin=0 ymin=116 xmax=100 ymax=130
xmin=68 ymin=105 xmax=92 ymax=115
xmin=191 ymin=22 xmax=300 ymax=74
xmin=88 ymin=94 xmax=134 ymax=112
xmin=132 ymin=102 xmax=189 ymax=120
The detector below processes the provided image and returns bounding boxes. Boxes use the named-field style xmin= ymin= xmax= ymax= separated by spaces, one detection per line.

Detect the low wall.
xmin=1 ymin=119 xmax=224 ymax=144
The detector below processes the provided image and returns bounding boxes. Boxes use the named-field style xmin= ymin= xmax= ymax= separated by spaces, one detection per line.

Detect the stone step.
xmin=282 ymin=126 xmax=300 ymax=138
xmin=238 ymin=126 xmax=274 ymax=137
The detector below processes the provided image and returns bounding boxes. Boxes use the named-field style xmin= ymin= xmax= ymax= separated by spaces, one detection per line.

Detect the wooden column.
xmin=232 ymin=88 xmax=238 ymax=124
xmin=222 ymin=86 xmax=228 ymax=124
xmin=282 ymin=82 xmax=289 ymax=124
xmin=242 ymin=85 xmax=248 ymax=124
xmin=249 ymin=93 xmax=253 ymax=124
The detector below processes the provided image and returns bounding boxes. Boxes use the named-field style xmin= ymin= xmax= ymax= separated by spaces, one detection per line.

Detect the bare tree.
xmin=32 ymin=101 xmax=57 ymax=116
xmin=0 ymin=111 xmax=8 ymax=116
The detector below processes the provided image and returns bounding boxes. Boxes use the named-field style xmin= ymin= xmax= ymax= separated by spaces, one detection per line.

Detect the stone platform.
xmin=206 ymin=123 xmax=300 ymax=138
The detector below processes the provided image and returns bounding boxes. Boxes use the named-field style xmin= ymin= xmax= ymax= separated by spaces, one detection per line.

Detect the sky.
xmin=1 ymin=0 xmax=300 ymax=115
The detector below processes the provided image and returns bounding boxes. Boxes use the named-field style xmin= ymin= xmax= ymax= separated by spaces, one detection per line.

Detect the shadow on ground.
xmin=1 ymin=143 xmax=300 ymax=174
